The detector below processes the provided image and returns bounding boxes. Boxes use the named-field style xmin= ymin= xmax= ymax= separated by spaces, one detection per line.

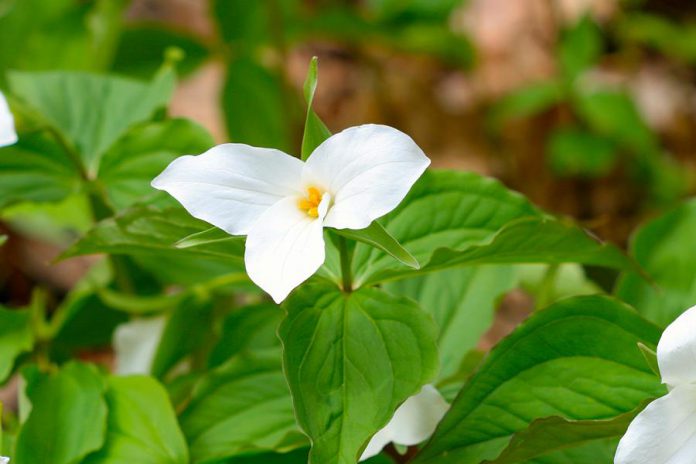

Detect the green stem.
xmin=338 ymin=235 xmax=353 ymax=293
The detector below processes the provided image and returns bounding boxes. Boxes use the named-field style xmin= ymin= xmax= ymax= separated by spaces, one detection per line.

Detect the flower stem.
xmin=338 ymin=235 xmax=353 ymax=293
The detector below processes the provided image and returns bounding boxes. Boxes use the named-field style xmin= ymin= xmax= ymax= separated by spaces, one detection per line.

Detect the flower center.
xmin=298 ymin=186 xmax=324 ymax=218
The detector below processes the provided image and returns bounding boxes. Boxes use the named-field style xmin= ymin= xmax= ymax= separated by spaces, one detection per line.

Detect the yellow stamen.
xmin=298 ymin=186 xmax=324 ymax=218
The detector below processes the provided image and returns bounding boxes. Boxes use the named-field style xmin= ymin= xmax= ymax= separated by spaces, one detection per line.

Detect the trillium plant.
xmin=1 ymin=56 xmax=695 ymax=464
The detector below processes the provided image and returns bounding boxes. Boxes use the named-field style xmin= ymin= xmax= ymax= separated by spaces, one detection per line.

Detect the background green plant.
xmin=1 ymin=0 xmax=695 ymax=463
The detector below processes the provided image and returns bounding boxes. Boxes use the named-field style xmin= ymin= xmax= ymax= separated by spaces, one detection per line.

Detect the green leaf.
xmin=547 ymin=128 xmax=617 ymax=178
xmin=385 ymin=266 xmax=516 ymax=381
xmin=62 ymin=204 xmax=245 ymax=262
xmin=151 ymin=296 xmax=215 ymax=378
xmin=412 ymin=295 xmax=665 ymax=464
xmin=279 ymin=283 xmax=439 ymax=464
xmin=0 ymin=131 xmax=80 ymax=209
xmin=483 ymin=404 xmax=648 ymax=464
xmin=336 ymin=221 xmax=419 ymax=269
xmin=222 ymin=56 xmax=294 ymax=152
xmin=0 ymin=306 xmax=33 ymax=383
xmin=351 ymin=171 xmax=636 ymax=285
xmin=84 ymin=376 xmax=189 ymax=464
xmin=8 ymin=69 xmax=175 ymax=176
xmin=16 ymin=362 xmax=108 ymax=464
xmin=615 ymin=199 xmax=696 ymax=327
xmin=558 ymin=15 xmax=602 ymax=80
xmin=181 ymin=353 xmax=305 ymax=463
xmin=489 ymin=80 xmax=565 ymax=126
xmin=208 ymin=303 xmax=284 ymax=368
xmin=99 ymin=118 xmax=214 ymax=210
xmin=350 ymin=170 xmax=541 ymax=284
xmin=301 ymin=57 xmax=331 ymax=161
xmin=225 ymin=449 xmax=311 ymax=464
xmin=112 ymin=25 xmax=210 ymax=78
xmin=617 ymin=13 xmax=696 ymax=65
xmin=0 ymin=0 xmax=126 ymax=76
xmin=0 ymin=235 xmax=5 ymax=246
xmin=572 ymin=89 xmax=656 ymax=156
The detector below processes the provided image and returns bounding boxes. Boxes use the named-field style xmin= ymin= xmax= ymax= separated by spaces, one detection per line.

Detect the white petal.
xmin=303 ymin=124 xmax=430 ymax=230
xmin=658 ymin=305 xmax=696 ymax=388
xmin=113 ymin=316 xmax=166 ymax=375
xmin=244 ymin=194 xmax=329 ymax=303
xmin=0 ymin=91 xmax=17 ymax=147
xmin=0 ymin=456 xmax=9 ymax=464
xmin=359 ymin=385 xmax=449 ymax=461
xmin=152 ymin=144 xmax=304 ymax=235
xmin=615 ymin=384 xmax=696 ymax=464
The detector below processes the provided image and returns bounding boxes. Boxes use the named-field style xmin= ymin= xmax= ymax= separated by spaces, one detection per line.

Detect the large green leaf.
xmin=616 ymin=199 xmax=696 ymax=327
xmin=351 ymin=171 xmax=634 ymax=285
xmin=0 ymin=131 xmax=80 ymax=209
xmin=99 ymin=118 xmax=214 ymax=210
xmin=279 ymin=283 xmax=439 ymax=464
xmin=385 ymin=266 xmax=516 ymax=381
xmin=62 ymin=204 xmax=245 ymax=262
xmin=0 ymin=307 xmax=33 ymax=384
xmin=8 ymin=69 xmax=175 ymax=176
xmin=16 ymin=362 xmax=108 ymax=464
xmin=84 ymin=376 xmax=189 ymax=464
xmin=351 ymin=170 xmax=540 ymax=285
xmin=412 ymin=296 xmax=664 ymax=464
xmin=484 ymin=404 xmax=647 ymax=464
xmin=181 ymin=353 xmax=305 ymax=464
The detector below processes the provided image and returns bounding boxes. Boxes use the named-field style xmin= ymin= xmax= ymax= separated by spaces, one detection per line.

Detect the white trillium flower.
xmin=360 ymin=385 xmax=449 ymax=461
xmin=152 ymin=124 xmax=430 ymax=303
xmin=113 ymin=316 xmax=166 ymax=375
xmin=615 ymin=305 xmax=696 ymax=464
xmin=0 ymin=457 xmax=9 ymax=464
xmin=0 ymin=91 xmax=18 ymax=147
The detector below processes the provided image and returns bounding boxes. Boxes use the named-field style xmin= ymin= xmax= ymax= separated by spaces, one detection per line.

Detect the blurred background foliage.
xmin=1 ymin=0 xmax=696 ymax=461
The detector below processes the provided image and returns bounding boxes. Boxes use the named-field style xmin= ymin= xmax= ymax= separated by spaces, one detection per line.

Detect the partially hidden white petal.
xmin=0 ymin=91 xmax=18 ymax=147
xmin=152 ymin=144 xmax=304 ymax=235
xmin=615 ymin=384 xmax=696 ymax=464
xmin=0 ymin=456 xmax=9 ymax=464
xmin=658 ymin=305 xmax=696 ymax=388
xmin=360 ymin=385 xmax=449 ymax=461
xmin=303 ymin=124 xmax=430 ymax=230
xmin=113 ymin=316 xmax=167 ymax=375
xmin=244 ymin=194 xmax=329 ymax=303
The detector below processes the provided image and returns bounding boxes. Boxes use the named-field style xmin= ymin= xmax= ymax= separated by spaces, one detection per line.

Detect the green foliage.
xmin=351 ymin=171 xmax=635 ymax=285
xmin=181 ymin=353 xmax=305 ymax=463
xmin=385 ymin=266 xmax=516 ymax=381
xmin=83 ymin=376 xmax=189 ymax=464
xmin=16 ymin=362 xmax=108 ymax=464
xmin=558 ymin=16 xmax=603 ymax=81
xmin=547 ymin=128 xmax=617 ymax=177
xmin=279 ymin=283 xmax=439 ymax=464
xmin=9 ymin=69 xmax=175 ymax=177
xmin=413 ymin=296 xmax=664 ymax=464
xmin=616 ymin=199 xmax=696 ymax=327
xmin=0 ymin=307 xmax=33 ymax=384
xmin=484 ymin=405 xmax=647 ymax=464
